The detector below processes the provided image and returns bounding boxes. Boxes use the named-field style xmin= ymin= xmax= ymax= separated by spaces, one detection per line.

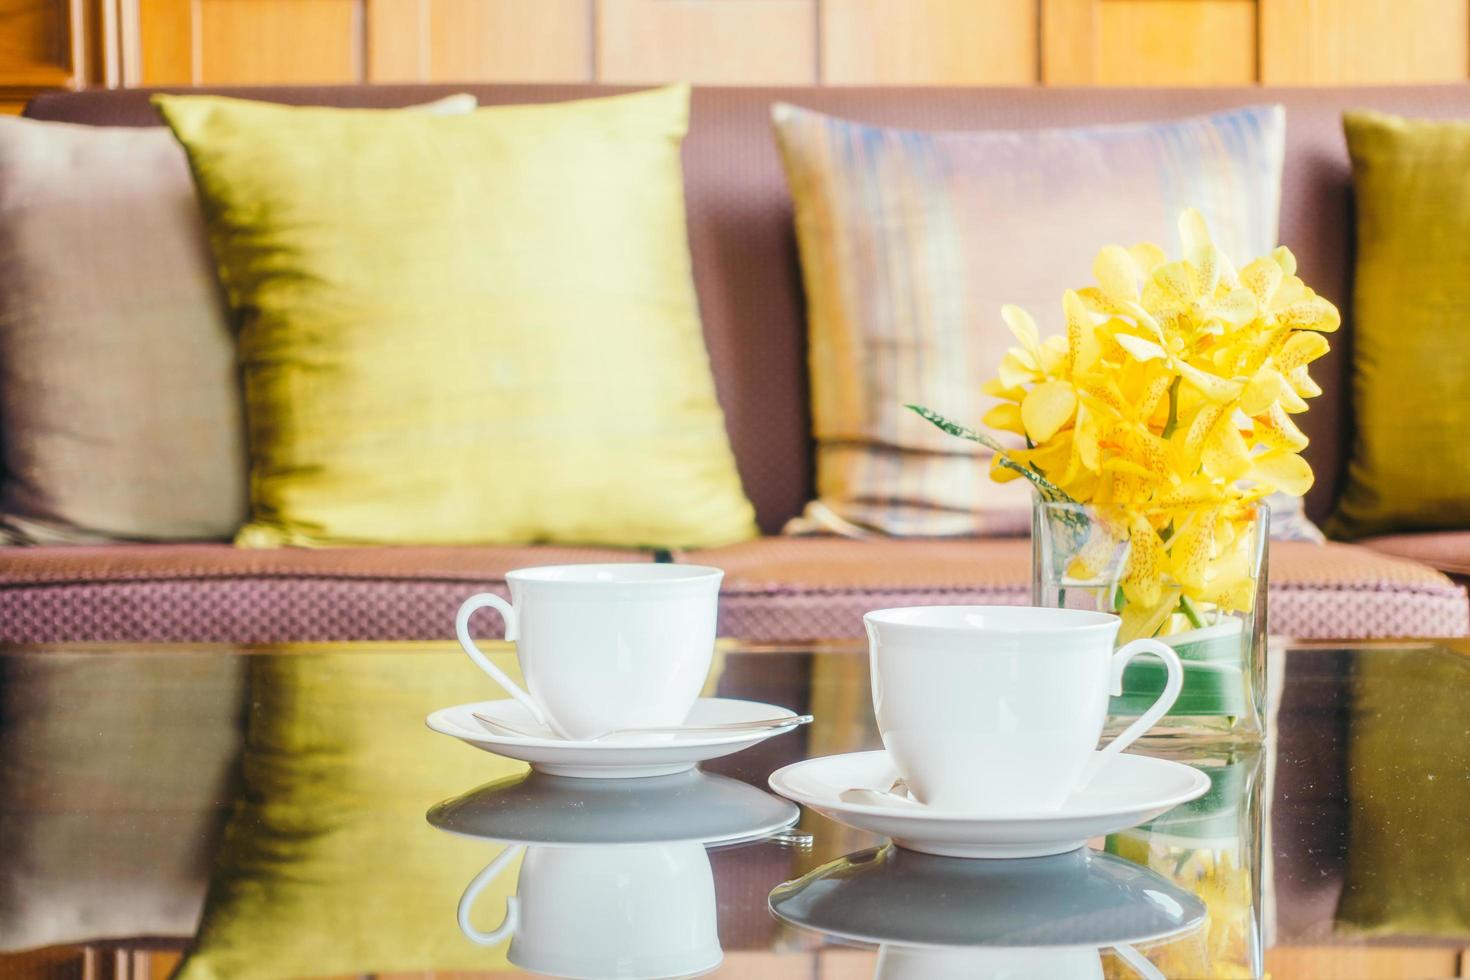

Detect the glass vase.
xmin=1031 ymin=500 xmax=1268 ymax=743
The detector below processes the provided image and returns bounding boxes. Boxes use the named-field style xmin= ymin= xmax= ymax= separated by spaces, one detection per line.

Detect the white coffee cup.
xmin=876 ymin=943 xmax=1163 ymax=980
xmin=864 ymin=605 xmax=1183 ymax=813
xmin=456 ymin=564 xmax=723 ymax=740
xmin=876 ymin=944 xmax=1104 ymax=980
xmin=457 ymin=842 xmax=722 ymax=979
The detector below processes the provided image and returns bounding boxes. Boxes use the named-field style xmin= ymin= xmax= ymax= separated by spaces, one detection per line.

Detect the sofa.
xmin=3 ymin=82 xmax=1468 ymax=645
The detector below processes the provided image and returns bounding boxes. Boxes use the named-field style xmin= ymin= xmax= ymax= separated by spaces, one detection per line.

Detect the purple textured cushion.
xmin=1 ymin=540 xmax=1461 ymax=644
xmin=681 ymin=538 xmax=1468 ymax=642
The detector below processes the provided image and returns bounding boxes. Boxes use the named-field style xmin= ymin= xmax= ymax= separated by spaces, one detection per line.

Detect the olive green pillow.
xmin=1336 ymin=647 xmax=1470 ymax=935
xmin=177 ymin=651 xmax=526 ymax=979
xmin=1328 ymin=111 xmax=1470 ymax=538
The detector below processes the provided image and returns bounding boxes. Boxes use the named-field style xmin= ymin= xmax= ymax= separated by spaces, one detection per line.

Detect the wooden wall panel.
xmin=1040 ymin=0 xmax=1095 ymax=85
xmin=596 ymin=0 xmax=815 ymax=85
xmin=1261 ymin=0 xmax=1470 ymax=84
xmin=1095 ymin=0 xmax=1256 ymax=86
xmin=821 ymin=0 xmax=1036 ymax=85
xmin=196 ymin=0 xmax=360 ymax=84
xmin=137 ymin=0 xmax=194 ymax=84
xmin=364 ymin=0 xmax=419 ymax=81
xmin=427 ymin=0 xmax=588 ymax=82
xmin=368 ymin=0 xmax=590 ymax=83
xmin=0 ymin=0 xmax=80 ymax=87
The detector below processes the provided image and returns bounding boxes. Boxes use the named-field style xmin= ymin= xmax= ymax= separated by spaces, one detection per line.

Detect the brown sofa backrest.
xmin=29 ymin=82 xmax=1470 ymax=531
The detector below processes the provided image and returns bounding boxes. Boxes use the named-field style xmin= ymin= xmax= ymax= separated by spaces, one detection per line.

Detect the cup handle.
xmin=1112 ymin=942 xmax=1166 ymax=980
xmin=457 ymin=844 xmax=526 ymax=946
xmin=1085 ymin=637 xmax=1183 ymax=783
xmin=455 ymin=593 xmax=552 ymax=730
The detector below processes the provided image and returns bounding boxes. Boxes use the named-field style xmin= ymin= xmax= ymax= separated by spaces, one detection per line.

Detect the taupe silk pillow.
xmin=0 ymin=116 xmax=248 ymax=542
xmin=0 ymin=95 xmax=478 ymax=544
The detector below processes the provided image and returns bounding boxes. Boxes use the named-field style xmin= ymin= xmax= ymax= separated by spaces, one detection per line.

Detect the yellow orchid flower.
xmin=914 ymin=208 xmax=1340 ymax=639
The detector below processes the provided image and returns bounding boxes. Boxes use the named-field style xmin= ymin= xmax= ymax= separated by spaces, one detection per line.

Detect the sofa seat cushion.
xmin=0 ymin=545 xmax=646 ymax=644
xmin=3 ymin=540 xmax=1464 ymax=645
xmin=680 ymin=538 xmax=1469 ymax=642
xmin=1358 ymin=531 xmax=1470 ymax=581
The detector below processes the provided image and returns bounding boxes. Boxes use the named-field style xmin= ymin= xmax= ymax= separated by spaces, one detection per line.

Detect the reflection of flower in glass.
xmin=1106 ymin=838 xmax=1255 ymax=979
xmin=912 ymin=209 xmax=1338 ymax=638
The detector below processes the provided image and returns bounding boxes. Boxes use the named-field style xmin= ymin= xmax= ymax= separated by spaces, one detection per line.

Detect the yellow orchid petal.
xmin=1102 ymin=458 xmax=1158 ymax=480
xmin=1288 ymin=365 xmax=1322 ymax=399
xmin=1039 ymin=334 xmax=1069 ymax=376
xmin=1251 ymin=450 xmax=1314 ymax=497
xmin=1002 ymin=304 xmax=1044 ymax=357
xmin=1129 ymin=242 xmax=1168 ymax=275
xmin=1119 ymin=586 xmax=1183 ymax=644
xmin=1073 ymin=409 xmax=1101 ymax=472
xmin=981 ymin=376 xmax=1025 ymax=401
xmin=1066 ymin=520 xmax=1126 ymax=582
xmin=1271 ymin=276 xmax=1307 ymax=309
xmin=982 ymin=401 xmax=1026 ymax=435
xmin=1094 ymin=245 xmax=1142 ymax=305
xmin=1136 ymin=372 xmax=1174 ymax=423
xmin=1113 ymin=333 xmax=1168 ymax=362
xmin=1201 ymin=417 xmax=1252 ymax=482
xmin=1178 ymin=360 xmax=1244 ymax=403
xmin=1240 ymin=256 xmax=1283 ymax=306
xmin=1277 ymin=383 xmax=1310 ymax=414
xmin=1168 ymin=513 xmax=1216 ymax=591
xmin=1145 ymin=260 xmax=1196 ymax=308
xmin=1064 ymin=289 xmax=1103 ymax=375
xmin=1275 ymin=295 xmax=1341 ymax=333
xmin=1179 ymin=209 xmax=1235 ymax=293
xmin=1122 ymin=515 xmax=1165 ymax=608
xmin=1239 ymin=367 xmax=1293 ymax=417
xmin=1275 ymin=331 xmax=1331 ymax=373
xmin=1211 ymin=288 xmax=1259 ymax=327
xmin=998 ymin=351 xmax=1038 ymax=391
xmin=1253 ymin=402 xmax=1309 ymax=452
xmin=1076 ymin=286 xmax=1124 ymax=317
xmin=1078 ymin=377 xmax=1129 ymax=419
xmin=989 ymin=455 xmax=1023 ymax=483
xmin=1178 ymin=208 xmax=1213 ymax=256
xmin=1272 ymin=245 xmax=1298 ymax=278
xmin=1021 ymin=380 xmax=1077 ymax=444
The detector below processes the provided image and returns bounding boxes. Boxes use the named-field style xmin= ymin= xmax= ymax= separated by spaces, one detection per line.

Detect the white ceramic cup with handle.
xmin=456 ymin=564 xmax=723 ymax=741
xmin=863 ymin=605 xmax=1184 ymax=813
xmin=457 ymin=842 xmax=722 ymax=979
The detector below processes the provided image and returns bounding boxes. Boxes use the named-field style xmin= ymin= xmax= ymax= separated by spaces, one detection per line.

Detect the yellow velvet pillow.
xmin=155 ymin=87 xmax=757 ymax=549
xmin=1328 ymin=111 xmax=1470 ymax=538
xmin=178 ymin=651 xmax=527 ymax=979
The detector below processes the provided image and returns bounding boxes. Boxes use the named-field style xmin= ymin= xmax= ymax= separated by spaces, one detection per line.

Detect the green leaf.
xmin=905 ymin=404 xmax=1079 ymax=506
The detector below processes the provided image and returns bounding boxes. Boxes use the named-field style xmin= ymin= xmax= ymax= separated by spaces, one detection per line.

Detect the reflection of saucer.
xmin=769 ymin=844 xmax=1205 ymax=949
xmin=427 ymin=768 xmax=799 ymax=847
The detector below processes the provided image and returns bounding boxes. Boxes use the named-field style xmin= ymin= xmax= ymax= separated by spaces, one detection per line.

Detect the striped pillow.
xmin=774 ymin=103 xmax=1293 ymax=539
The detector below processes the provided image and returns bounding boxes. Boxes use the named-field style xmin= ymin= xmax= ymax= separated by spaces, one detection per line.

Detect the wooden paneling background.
xmin=7 ymin=0 xmax=1470 ymax=110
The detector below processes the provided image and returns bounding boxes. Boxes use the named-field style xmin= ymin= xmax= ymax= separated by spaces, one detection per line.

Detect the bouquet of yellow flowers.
xmin=912 ymin=210 xmax=1338 ymax=645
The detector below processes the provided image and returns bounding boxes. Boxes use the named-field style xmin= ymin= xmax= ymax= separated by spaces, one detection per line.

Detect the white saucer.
xmin=427 ymin=697 xmax=805 ymax=779
xmin=768 ymin=751 xmax=1209 ymax=858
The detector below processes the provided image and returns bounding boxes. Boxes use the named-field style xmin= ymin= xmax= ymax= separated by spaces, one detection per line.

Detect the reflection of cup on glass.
xmin=457 ymin=841 xmax=722 ymax=980
xmin=875 ymin=943 xmax=1106 ymax=980
xmin=875 ymin=942 xmax=1169 ymax=979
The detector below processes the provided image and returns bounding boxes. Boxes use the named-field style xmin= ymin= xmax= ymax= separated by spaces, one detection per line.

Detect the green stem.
xmin=1179 ymin=594 xmax=1207 ymax=630
xmin=1160 ymin=376 xmax=1182 ymax=439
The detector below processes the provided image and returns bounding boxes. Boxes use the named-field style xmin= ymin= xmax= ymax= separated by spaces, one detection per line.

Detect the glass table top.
xmin=0 ymin=638 xmax=1467 ymax=979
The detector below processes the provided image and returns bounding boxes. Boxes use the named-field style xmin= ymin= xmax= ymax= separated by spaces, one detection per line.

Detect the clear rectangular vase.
xmin=1032 ymin=500 xmax=1269 ymax=744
